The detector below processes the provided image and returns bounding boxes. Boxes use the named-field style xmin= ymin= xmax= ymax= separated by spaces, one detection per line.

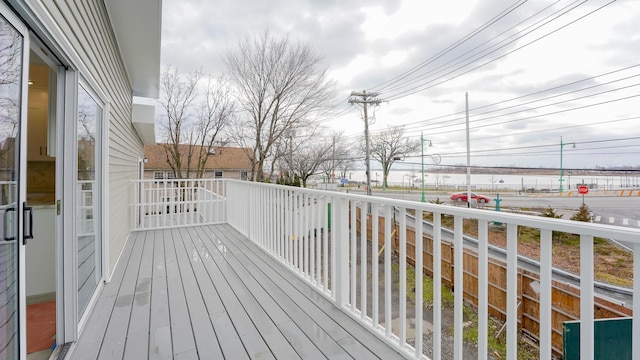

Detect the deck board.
xmin=213 ymin=224 xmax=405 ymax=360
xmin=122 ymin=230 xmax=153 ymax=360
xmin=163 ymin=228 xmax=197 ymax=359
xmin=168 ymin=228 xmax=226 ymax=359
xmin=71 ymin=224 xmax=405 ymax=360
xmin=148 ymin=230 xmax=173 ymax=359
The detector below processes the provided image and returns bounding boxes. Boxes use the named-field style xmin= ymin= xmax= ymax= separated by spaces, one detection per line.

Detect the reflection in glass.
xmin=77 ymin=86 xmax=100 ymax=319
xmin=0 ymin=14 xmax=22 ymax=359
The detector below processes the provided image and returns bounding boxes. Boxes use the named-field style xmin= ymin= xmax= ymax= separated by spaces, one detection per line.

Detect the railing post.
xmin=333 ymin=197 xmax=349 ymax=308
xmin=634 ymin=243 xmax=640 ymax=360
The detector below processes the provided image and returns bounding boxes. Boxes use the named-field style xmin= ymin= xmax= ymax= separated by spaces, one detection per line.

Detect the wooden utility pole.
xmin=348 ymin=90 xmax=383 ymax=196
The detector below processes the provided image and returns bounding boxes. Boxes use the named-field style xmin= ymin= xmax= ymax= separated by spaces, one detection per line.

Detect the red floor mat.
xmin=27 ymin=300 xmax=56 ymax=353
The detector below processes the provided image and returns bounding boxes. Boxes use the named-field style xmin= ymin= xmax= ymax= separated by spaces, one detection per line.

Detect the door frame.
xmin=74 ymin=78 xmax=107 ymax=331
xmin=0 ymin=2 xmax=29 ymax=358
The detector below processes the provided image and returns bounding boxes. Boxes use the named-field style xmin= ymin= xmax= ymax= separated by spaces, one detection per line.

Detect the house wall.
xmin=38 ymin=0 xmax=143 ymax=273
xmin=143 ymin=169 xmax=249 ymax=180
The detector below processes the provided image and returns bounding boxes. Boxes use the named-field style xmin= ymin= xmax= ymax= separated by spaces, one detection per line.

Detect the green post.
xmin=493 ymin=193 xmax=502 ymax=226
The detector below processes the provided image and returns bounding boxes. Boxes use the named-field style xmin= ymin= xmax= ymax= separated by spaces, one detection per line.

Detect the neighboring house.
xmin=0 ymin=1 xmax=161 ymax=359
xmin=144 ymin=144 xmax=253 ymax=181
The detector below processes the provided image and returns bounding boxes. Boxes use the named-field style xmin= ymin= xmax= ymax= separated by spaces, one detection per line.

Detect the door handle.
xmin=4 ymin=207 xmax=15 ymax=241
xmin=23 ymin=203 xmax=33 ymax=244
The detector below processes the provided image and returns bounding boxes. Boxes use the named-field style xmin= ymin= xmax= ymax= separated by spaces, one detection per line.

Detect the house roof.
xmin=144 ymin=144 xmax=253 ymax=171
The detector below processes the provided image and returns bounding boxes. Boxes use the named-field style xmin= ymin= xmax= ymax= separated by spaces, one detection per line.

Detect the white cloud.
xmin=161 ymin=0 xmax=640 ymax=169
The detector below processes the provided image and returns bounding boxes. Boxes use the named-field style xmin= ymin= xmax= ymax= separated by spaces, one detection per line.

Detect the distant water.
xmin=310 ymin=170 xmax=639 ymax=191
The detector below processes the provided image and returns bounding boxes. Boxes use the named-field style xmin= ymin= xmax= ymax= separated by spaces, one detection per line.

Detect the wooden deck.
xmin=71 ymin=224 xmax=405 ymax=360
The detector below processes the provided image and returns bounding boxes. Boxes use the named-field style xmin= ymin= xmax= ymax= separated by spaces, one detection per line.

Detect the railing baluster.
xmin=285 ymin=189 xmax=291 ymax=266
xmin=304 ymin=193 xmax=310 ymax=277
xmin=399 ymin=207 xmax=407 ymax=345
xmin=296 ymin=193 xmax=302 ymax=273
xmin=415 ymin=209 xmax=423 ymax=358
xmin=540 ymin=229 xmax=552 ymax=360
xmin=350 ymin=201 xmax=357 ymax=311
xmin=372 ymin=204 xmax=380 ymax=328
xmin=634 ymin=243 xmax=640 ymax=360
xmin=384 ymin=205 xmax=392 ymax=338
xmin=478 ymin=220 xmax=488 ymax=360
xmin=360 ymin=200 xmax=367 ymax=320
xmin=580 ymin=234 xmax=594 ymax=360
xmin=276 ymin=188 xmax=282 ymax=259
xmin=453 ymin=215 xmax=464 ymax=360
xmin=433 ymin=212 xmax=442 ymax=360
xmin=322 ymin=196 xmax=329 ymax=292
xmin=506 ymin=223 xmax=518 ymax=360
xmin=310 ymin=195 xmax=315 ymax=283
xmin=334 ymin=197 xmax=349 ymax=306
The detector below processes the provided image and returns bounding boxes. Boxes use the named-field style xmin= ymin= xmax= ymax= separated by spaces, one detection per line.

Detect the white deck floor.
xmin=70 ymin=224 xmax=405 ymax=359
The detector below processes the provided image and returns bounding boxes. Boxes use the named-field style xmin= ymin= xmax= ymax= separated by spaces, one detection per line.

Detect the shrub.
xmin=570 ymin=204 xmax=591 ymax=222
xmin=540 ymin=206 xmax=563 ymax=219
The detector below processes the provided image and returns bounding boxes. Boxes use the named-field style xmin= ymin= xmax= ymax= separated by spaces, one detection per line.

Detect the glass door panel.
xmin=76 ymin=86 xmax=100 ymax=319
xmin=0 ymin=9 xmax=26 ymax=359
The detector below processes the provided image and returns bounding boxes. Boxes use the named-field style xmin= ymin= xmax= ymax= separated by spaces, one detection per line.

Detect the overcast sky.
xmin=161 ymin=0 xmax=640 ymax=171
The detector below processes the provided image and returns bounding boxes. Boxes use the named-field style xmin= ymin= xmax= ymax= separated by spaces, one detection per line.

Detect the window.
xmin=214 ymin=171 xmax=223 ymax=179
xmin=166 ymin=171 xmax=176 ymax=179
xmin=153 ymin=171 xmax=164 ymax=180
xmin=241 ymin=171 xmax=248 ymax=181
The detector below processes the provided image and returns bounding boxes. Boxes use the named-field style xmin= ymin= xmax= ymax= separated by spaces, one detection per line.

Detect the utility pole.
xmin=349 ymin=90 xmax=383 ymax=196
xmin=465 ymin=92 xmax=471 ymax=208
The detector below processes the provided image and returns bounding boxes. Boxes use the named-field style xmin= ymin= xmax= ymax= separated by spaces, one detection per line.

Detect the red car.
xmin=450 ymin=192 xmax=491 ymax=204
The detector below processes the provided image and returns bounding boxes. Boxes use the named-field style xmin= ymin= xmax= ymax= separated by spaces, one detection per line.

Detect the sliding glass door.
xmin=76 ymin=85 xmax=101 ymax=320
xmin=0 ymin=4 xmax=29 ymax=359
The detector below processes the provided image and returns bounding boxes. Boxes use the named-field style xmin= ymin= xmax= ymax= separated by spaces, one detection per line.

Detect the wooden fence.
xmin=357 ymin=212 xmax=631 ymax=356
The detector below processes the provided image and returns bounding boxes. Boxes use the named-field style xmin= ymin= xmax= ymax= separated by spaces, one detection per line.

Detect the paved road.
xmin=350 ymin=188 xmax=640 ymax=229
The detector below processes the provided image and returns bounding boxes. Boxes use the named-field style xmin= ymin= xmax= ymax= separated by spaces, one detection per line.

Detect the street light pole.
xmin=559 ymin=136 xmax=576 ymax=194
xmin=421 ymin=132 xmax=425 ymax=202
xmin=420 ymin=133 xmax=434 ymax=202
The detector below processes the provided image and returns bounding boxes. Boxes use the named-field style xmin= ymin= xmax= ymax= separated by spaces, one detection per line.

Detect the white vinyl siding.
xmin=40 ymin=0 xmax=144 ymax=273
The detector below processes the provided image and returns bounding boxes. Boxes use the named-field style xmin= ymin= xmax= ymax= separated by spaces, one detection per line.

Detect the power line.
xmin=385 ymin=1 xmax=616 ymax=101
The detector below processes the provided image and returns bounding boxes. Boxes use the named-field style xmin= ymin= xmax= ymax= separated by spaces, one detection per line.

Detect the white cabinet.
xmin=27 ymin=87 xmax=53 ymax=162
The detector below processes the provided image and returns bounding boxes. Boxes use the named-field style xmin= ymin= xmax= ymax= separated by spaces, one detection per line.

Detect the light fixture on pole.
xmin=421 ymin=132 xmax=433 ymax=203
xmin=559 ymin=136 xmax=576 ymax=194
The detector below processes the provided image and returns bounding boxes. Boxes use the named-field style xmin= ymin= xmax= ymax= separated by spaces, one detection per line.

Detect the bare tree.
xmin=318 ymin=131 xmax=354 ymax=182
xmin=0 ymin=22 xmax=21 ymax=147
xmin=158 ymin=67 xmax=234 ymax=179
xmin=185 ymin=75 xmax=236 ymax=178
xmin=287 ymin=141 xmax=329 ymax=188
xmin=225 ymin=31 xmax=335 ymax=182
xmin=367 ymin=126 xmax=420 ymax=188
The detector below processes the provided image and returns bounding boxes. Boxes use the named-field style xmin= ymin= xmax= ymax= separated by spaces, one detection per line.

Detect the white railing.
xmin=77 ymin=180 xmax=94 ymax=236
xmin=130 ymin=179 xmax=226 ymax=230
xmin=224 ymin=179 xmax=640 ymax=360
